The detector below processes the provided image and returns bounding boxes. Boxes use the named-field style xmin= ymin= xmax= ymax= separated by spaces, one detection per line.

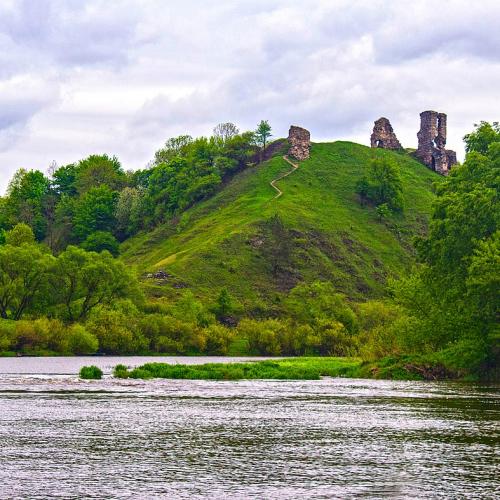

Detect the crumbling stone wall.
xmin=288 ymin=125 xmax=310 ymax=160
xmin=370 ymin=117 xmax=402 ymax=150
xmin=416 ymin=111 xmax=457 ymax=175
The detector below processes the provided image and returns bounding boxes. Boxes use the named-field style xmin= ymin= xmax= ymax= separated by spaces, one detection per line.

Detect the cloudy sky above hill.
xmin=0 ymin=0 xmax=499 ymax=193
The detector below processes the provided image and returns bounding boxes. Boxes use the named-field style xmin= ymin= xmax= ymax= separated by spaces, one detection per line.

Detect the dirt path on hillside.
xmin=270 ymin=155 xmax=299 ymax=199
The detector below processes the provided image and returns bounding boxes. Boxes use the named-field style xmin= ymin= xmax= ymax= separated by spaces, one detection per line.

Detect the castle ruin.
xmin=370 ymin=117 xmax=402 ymax=150
xmin=416 ymin=111 xmax=457 ymax=175
xmin=288 ymin=125 xmax=311 ymax=160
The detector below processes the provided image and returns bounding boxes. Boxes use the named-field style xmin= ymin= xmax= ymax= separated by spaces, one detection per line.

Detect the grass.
xmin=79 ymin=365 xmax=103 ymax=379
xmin=121 ymin=142 xmax=441 ymax=307
xmin=111 ymin=354 xmax=482 ymax=382
xmin=114 ymin=357 xmax=362 ymax=380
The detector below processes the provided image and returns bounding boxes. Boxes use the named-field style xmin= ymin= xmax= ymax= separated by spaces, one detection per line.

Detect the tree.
xmin=0 ymin=243 xmax=55 ymax=320
xmin=114 ymin=187 xmax=144 ymax=238
xmin=394 ymin=125 xmax=500 ymax=375
xmin=212 ymin=288 xmax=234 ymax=320
xmin=154 ymin=135 xmax=193 ymax=165
xmin=5 ymin=223 xmax=36 ymax=247
xmin=53 ymin=246 xmax=139 ymax=321
xmin=261 ymin=214 xmax=293 ymax=276
xmin=72 ymin=185 xmax=118 ymax=241
xmin=5 ymin=169 xmax=51 ymax=239
xmin=51 ymin=163 xmax=80 ymax=197
xmin=356 ymin=157 xmax=404 ymax=211
xmin=463 ymin=121 xmax=500 ymax=155
xmin=74 ymin=154 xmax=127 ymax=194
xmin=81 ymin=231 xmax=119 ymax=256
xmin=213 ymin=122 xmax=239 ymax=144
xmin=375 ymin=203 xmax=391 ymax=221
xmin=255 ymin=120 xmax=272 ymax=159
xmin=284 ymin=281 xmax=358 ymax=334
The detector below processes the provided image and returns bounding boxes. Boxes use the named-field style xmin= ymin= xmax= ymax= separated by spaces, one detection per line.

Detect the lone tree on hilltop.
xmin=255 ymin=120 xmax=272 ymax=161
xmin=213 ymin=122 xmax=239 ymax=144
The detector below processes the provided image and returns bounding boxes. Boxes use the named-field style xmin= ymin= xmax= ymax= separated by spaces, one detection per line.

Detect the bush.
xmin=356 ymin=157 xmax=404 ymax=211
xmin=140 ymin=314 xmax=205 ymax=354
xmin=81 ymin=231 xmax=120 ymax=256
xmin=203 ymin=324 xmax=234 ymax=355
xmin=67 ymin=324 xmax=99 ymax=355
xmin=238 ymin=318 xmax=289 ymax=356
xmin=86 ymin=308 xmax=148 ymax=354
xmin=113 ymin=364 xmax=129 ymax=378
xmin=0 ymin=320 xmax=16 ymax=352
xmin=79 ymin=365 xmax=103 ymax=379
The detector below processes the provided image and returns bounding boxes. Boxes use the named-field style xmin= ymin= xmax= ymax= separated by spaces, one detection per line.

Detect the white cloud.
xmin=0 ymin=0 xmax=499 ymax=193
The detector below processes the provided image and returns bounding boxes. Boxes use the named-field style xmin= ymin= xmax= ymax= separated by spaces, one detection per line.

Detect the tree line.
xmin=0 ymin=120 xmax=273 ymax=255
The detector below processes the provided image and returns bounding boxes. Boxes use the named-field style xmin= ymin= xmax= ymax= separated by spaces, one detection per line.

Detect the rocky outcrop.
xmin=288 ymin=125 xmax=310 ymax=160
xmin=416 ymin=111 xmax=457 ymax=175
xmin=370 ymin=117 xmax=402 ymax=150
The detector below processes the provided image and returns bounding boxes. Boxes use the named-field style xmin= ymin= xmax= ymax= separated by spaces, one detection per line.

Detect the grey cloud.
xmin=0 ymin=0 xmax=142 ymax=68
xmin=1 ymin=0 xmax=500 ymax=194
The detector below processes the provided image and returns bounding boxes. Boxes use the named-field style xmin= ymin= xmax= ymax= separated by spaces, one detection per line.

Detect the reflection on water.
xmin=0 ymin=357 xmax=498 ymax=499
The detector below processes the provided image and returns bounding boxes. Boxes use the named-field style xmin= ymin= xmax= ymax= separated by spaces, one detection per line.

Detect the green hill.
xmin=121 ymin=141 xmax=441 ymax=310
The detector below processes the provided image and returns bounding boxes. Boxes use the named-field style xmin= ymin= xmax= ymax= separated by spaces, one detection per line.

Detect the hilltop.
xmin=121 ymin=140 xmax=441 ymax=310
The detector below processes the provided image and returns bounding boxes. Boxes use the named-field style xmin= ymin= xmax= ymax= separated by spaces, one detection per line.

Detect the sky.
xmin=0 ymin=0 xmax=499 ymax=194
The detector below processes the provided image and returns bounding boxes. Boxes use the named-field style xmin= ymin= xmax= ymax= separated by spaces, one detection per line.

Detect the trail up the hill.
xmin=270 ymin=155 xmax=299 ymax=199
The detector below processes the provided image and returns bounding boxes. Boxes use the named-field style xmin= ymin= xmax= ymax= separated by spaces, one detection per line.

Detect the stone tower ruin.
xmin=370 ymin=117 xmax=402 ymax=150
xmin=288 ymin=125 xmax=311 ymax=160
xmin=416 ymin=111 xmax=457 ymax=175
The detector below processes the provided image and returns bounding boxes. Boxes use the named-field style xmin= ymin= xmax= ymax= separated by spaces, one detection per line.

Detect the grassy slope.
xmin=121 ymin=141 xmax=440 ymax=307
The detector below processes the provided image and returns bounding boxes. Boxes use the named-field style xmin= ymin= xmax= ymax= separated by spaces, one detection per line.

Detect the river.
xmin=0 ymin=357 xmax=498 ymax=499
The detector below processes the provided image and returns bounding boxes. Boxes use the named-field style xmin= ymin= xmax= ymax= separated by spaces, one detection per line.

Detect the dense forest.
xmin=0 ymin=120 xmax=498 ymax=380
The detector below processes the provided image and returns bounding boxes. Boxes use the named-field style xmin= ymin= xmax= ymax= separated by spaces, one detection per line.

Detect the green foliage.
xmin=53 ymin=246 xmax=139 ymax=321
xmin=67 ymin=324 xmax=99 ymax=355
xmin=463 ymin=121 xmax=500 ymax=155
xmin=73 ymin=185 xmax=118 ymax=241
xmin=79 ymin=365 xmax=103 ymax=380
xmin=74 ymin=155 xmax=126 ymax=195
xmin=122 ymin=142 xmax=437 ymax=306
xmin=212 ymin=288 xmax=234 ymax=320
xmin=5 ymin=223 xmax=36 ymax=246
xmin=356 ymin=157 xmax=404 ymax=211
xmin=391 ymin=123 xmax=500 ymax=377
xmin=255 ymin=120 xmax=272 ymax=151
xmin=260 ymin=214 xmax=293 ymax=276
xmin=86 ymin=307 xmax=147 ymax=354
xmin=375 ymin=203 xmax=391 ymax=221
xmin=203 ymin=324 xmax=234 ymax=354
xmin=284 ymin=281 xmax=358 ymax=334
xmin=0 ymin=243 xmax=55 ymax=320
xmin=113 ymin=364 xmax=129 ymax=378
xmin=114 ymin=187 xmax=144 ymax=239
xmin=3 ymin=169 xmax=51 ymax=240
xmin=81 ymin=231 xmax=119 ymax=256
xmin=112 ymin=357 xmax=360 ymax=381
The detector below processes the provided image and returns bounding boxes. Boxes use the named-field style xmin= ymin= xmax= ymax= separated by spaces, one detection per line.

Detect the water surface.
xmin=0 ymin=357 xmax=498 ymax=499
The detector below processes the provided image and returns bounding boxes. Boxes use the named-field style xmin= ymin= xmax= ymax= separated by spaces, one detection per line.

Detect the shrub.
xmin=356 ymin=157 xmax=404 ymax=211
xmin=316 ymin=319 xmax=357 ymax=356
xmin=0 ymin=320 xmax=16 ymax=352
xmin=113 ymin=364 xmax=129 ymax=378
xmin=238 ymin=318 xmax=289 ymax=356
xmin=67 ymin=324 xmax=99 ymax=355
xmin=81 ymin=231 xmax=120 ymax=256
xmin=79 ymin=365 xmax=103 ymax=379
xmin=86 ymin=308 xmax=148 ymax=354
xmin=203 ymin=324 xmax=234 ymax=355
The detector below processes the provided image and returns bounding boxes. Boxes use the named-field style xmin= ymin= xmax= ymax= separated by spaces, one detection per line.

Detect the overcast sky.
xmin=0 ymin=0 xmax=499 ymax=194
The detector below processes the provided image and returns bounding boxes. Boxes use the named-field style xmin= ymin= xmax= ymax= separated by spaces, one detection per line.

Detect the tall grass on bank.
xmin=113 ymin=357 xmax=361 ymax=381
